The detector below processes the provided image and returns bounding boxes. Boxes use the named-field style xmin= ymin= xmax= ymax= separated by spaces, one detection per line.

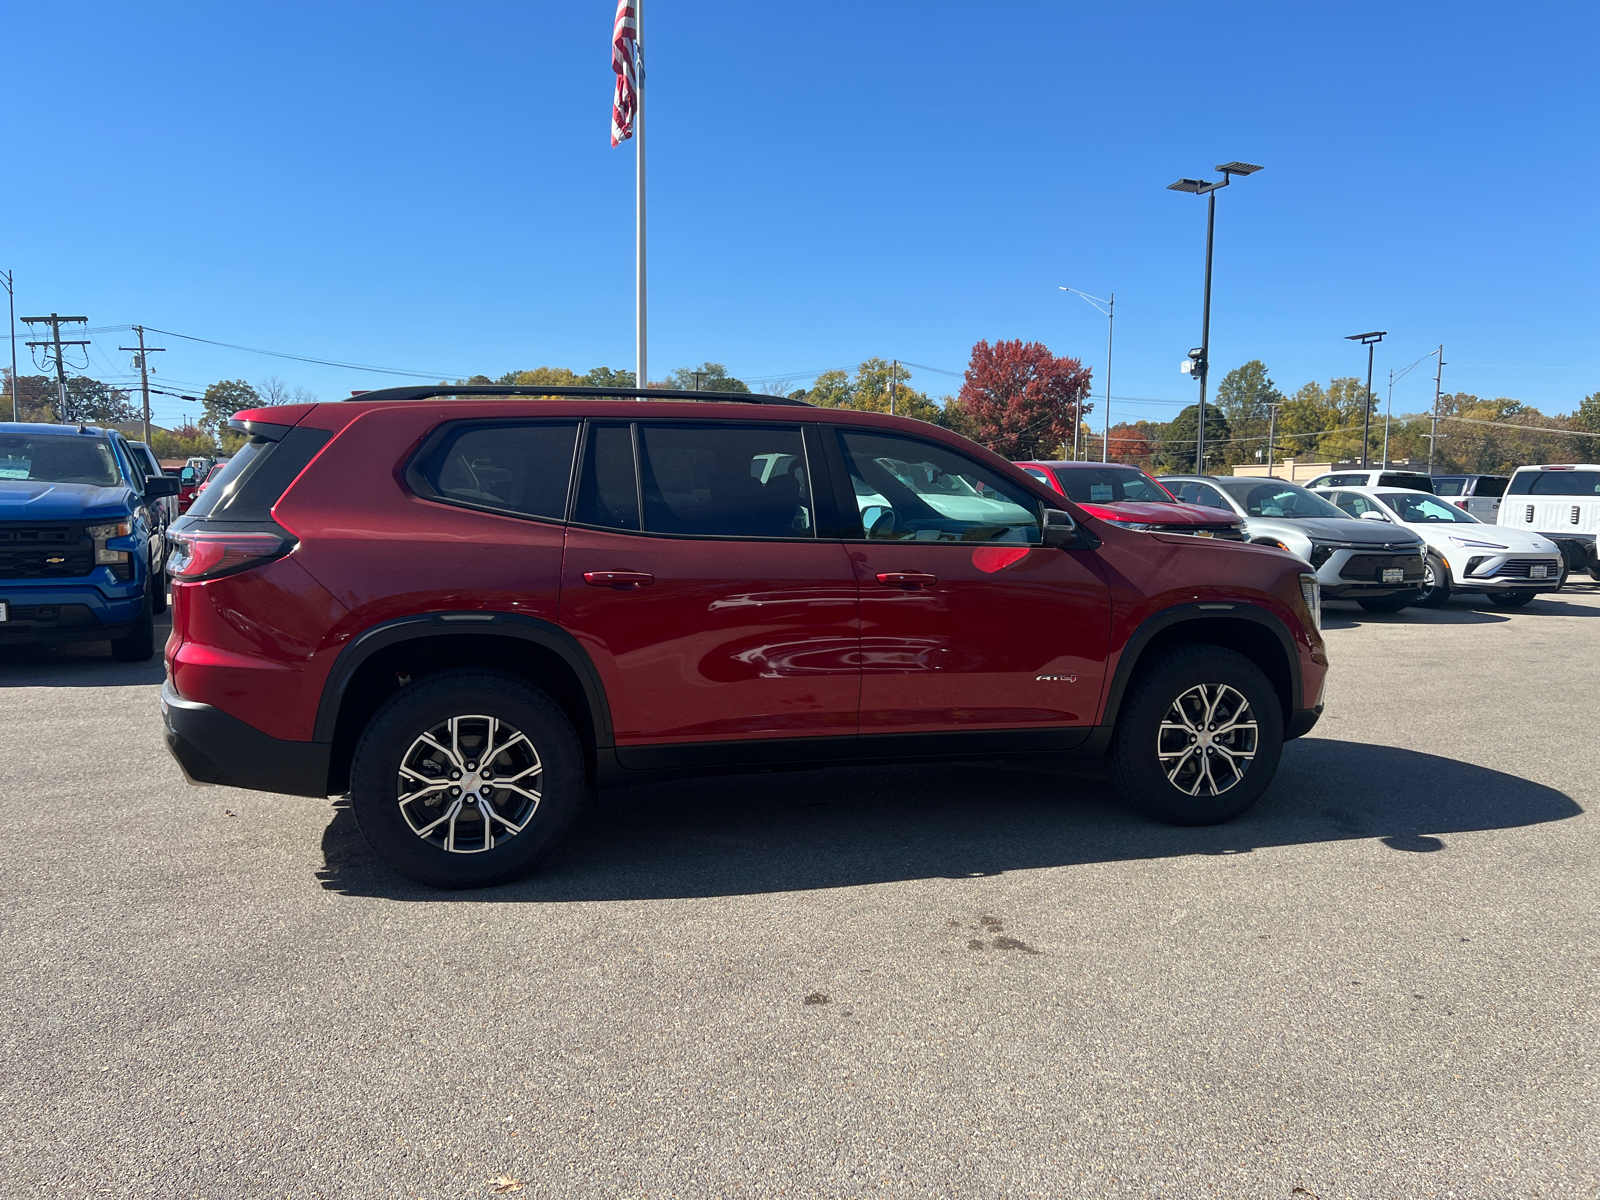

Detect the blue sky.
xmin=3 ymin=2 xmax=1596 ymax=430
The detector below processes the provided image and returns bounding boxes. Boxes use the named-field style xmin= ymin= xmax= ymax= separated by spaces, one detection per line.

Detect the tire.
xmin=150 ymin=565 xmax=168 ymax=615
xmin=110 ymin=591 xmax=156 ymax=662
xmin=1357 ymin=594 xmax=1412 ymax=613
xmin=1589 ymin=568 xmax=1600 ymax=583
xmin=348 ymin=669 xmax=584 ymax=888
xmin=1110 ymin=645 xmax=1284 ymax=826
xmin=1487 ymin=590 xmax=1534 ymax=608
xmin=1415 ymin=556 xmax=1451 ymax=608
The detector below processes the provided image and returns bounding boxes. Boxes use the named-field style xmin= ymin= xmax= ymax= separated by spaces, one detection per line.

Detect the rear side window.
xmin=411 ymin=422 xmax=578 ymax=521
xmin=837 ymin=429 xmax=1040 ymax=543
xmin=1432 ymin=477 xmax=1466 ymax=496
xmin=637 ymin=423 xmax=814 ymax=538
xmin=573 ymin=422 xmax=640 ymax=530
xmin=1508 ymin=470 xmax=1600 ymax=496
xmin=1474 ymin=476 xmax=1508 ymax=498
xmin=188 ymin=427 xmax=333 ymax=521
xmin=1377 ymin=473 xmax=1433 ymax=492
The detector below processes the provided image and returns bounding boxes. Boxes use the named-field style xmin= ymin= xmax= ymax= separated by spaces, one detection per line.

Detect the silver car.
xmin=1164 ymin=475 xmax=1428 ymax=613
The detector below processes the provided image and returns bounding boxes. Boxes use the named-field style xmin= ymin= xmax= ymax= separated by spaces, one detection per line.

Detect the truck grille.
xmin=1339 ymin=553 xmax=1424 ymax=583
xmin=0 ymin=526 xmax=94 ymax=579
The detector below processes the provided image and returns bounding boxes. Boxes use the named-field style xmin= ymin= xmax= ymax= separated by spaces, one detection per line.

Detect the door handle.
xmin=584 ymin=570 xmax=655 ymax=589
xmin=876 ymin=571 xmax=937 ymax=587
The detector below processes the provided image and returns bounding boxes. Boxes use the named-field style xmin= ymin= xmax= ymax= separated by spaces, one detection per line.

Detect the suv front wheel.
xmin=349 ymin=670 xmax=584 ymax=888
xmin=1111 ymin=645 xmax=1284 ymax=826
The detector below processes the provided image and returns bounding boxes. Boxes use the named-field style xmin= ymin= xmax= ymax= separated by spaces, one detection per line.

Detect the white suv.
xmin=1304 ymin=469 xmax=1433 ymax=494
xmin=1498 ymin=464 xmax=1600 ymax=582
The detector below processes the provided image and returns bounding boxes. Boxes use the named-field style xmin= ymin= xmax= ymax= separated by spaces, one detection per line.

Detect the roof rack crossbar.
xmin=341 ymin=385 xmax=811 ymax=407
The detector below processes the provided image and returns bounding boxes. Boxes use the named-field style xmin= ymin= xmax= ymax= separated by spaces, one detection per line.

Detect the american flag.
xmin=610 ymin=1 xmax=638 ymax=147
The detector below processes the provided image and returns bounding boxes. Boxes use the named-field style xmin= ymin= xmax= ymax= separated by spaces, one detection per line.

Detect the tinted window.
xmin=1432 ymin=477 xmax=1467 ymax=496
xmin=0 ymin=433 xmax=121 ymax=486
xmin=415 ymin=422 xmax=579 ymax=520
xmin=1474 ymin=476 xmax=1508 ymax=498
xmin=636 ymin=424 xmax=813 ymax=538
xmin=1049 ymin=466 xmax=1172 ymax=503
xmin=1171 ymin=481 xmax=1233 ymax=511
xmin=1377 ymin=473 xmax=1433 ymax=492
xmin=573 ymin=422 xmax=640 ymax=530
xmin=1219 ymin=480 xmax=1346 ymax=519
xmin=1328 ymin=491 xmax=1378 ymax=517
xmin=1509 ymin=470 xmax=1599 ymax=496
xmin=838 ymin=430 xmax=1040 ymax=543
xmin=190 ymin=427 xmax=334 ymax=522
xmin=1382 ymin=492 xmax=1476 ymax=523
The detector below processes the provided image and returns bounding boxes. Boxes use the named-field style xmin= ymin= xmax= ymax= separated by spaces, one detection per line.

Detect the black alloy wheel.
xmin=1111 ymin=645 xmax=1284 ymax=826
xmin=348 ymin=670 xmax=584 ymax=888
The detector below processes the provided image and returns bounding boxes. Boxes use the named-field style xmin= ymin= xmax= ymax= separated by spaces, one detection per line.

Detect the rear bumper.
xmin=161 ymin=678 xmax=332 ymax=798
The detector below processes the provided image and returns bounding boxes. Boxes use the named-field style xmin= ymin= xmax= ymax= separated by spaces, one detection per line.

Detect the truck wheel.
xmin=348 ymin=670 xmax=584 ymax=889
xmin=1357 ymin=594 xmax=1412 ymax=613
xmin=150 ymin=566 xmax=169 ymax=615
xmin=110 ymin=593 xmax=156 ymax=662
xmin=1111 ymin=645 xmax=1284 ymax=826
xmin=1415 ymin=556 xmax=1451 ymax=608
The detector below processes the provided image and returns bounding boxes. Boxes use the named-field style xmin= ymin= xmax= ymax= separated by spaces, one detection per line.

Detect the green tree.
xmin=666 ymin=362 xmax=750 ymax=393
xmin=199 ymin=379 xmax=262 ymax=437
xmin=1213 ymin=360 xmax=1285 ymax=466
xmin=56 ymin=376 xmax=137 ymax=426
xmin=801 ymin=358 xmax=942 ymax=423
xmin=494 ymin=367 xmax=583 ymax=387
xmin=581 ymin=366 xmax=636 ymax=389
xmin=150 ymin=424 xmax=219 ymax=459
xmin=1574 ymin=391 xmax=1600 ymax=434
xmin=1156 ymin=403 xmax=1230 ymax=473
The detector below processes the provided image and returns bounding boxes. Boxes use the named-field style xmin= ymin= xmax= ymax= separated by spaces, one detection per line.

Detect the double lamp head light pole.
xmin=1167 ymin=161 xmax=1262 ymax=472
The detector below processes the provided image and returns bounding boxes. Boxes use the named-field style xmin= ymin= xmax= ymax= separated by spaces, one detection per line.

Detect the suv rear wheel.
xmin=349 ymin=670 xmax=584 ymax=888
xmin=1111 ymin=645 xmax=1283 ymax=826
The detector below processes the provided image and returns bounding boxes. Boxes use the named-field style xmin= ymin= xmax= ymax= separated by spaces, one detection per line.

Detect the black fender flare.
xmin=1101 ymin=602 xmax=1304 ymax=728
xmin=312 ymin=612 xmax=615 ymax=747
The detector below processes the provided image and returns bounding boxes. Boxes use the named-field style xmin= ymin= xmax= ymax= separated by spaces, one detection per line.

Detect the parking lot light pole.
xmin=1168 ymin=162 xmax=1262 ymax=472
xmin=1345 ymin=331 xmax=1387 ymax=469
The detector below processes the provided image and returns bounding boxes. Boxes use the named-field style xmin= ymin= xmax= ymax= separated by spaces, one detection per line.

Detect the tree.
xmin=666 ymin=362 xmax=750 ymax=393
xmin=55 ymin=376 xmax=137 ymax=426
xmin=150 ymin=424 xmax=219 ymax=459
xmin=1 ymin=370 xmax=65 ymax=421
xmin=199 ymin=379 xmax=262 ymax=436
xmin=1105 ymin=422 xmax=1156 ymax=467
xmin=1574 ymin=391 xmax=1600 ymax=434
xmin=1213 ymin=360 xmax=1285 ymax=466
xmin=581 ymin=366 xmax=636 ymax=389
xmin=1157 ymin=403 xmax=1230 ymax=473
xmin=955 ymin=339 xmax=1092 ymax=460
xmin=800 ymin=358 xmax=942 ymax=423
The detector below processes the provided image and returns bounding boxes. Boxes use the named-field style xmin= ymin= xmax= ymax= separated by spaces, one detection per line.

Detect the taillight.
xmin=1453 ymin=500 xmax=1467 ymax=510
xmin=167 ymin=532 xmax=289 ymax=581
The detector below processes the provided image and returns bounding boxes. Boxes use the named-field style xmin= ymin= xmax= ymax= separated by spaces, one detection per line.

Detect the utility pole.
xmin=22 ymin=313 xmax=89 ymax=420
xmin=1265 ymin=402 xmax=1283 ymax=477
xmin=119 ymin=326 xmax=165 ymax=446
xmin=1 ymin=271 xmax=16 ymax=422
xmin=1428 ymin=344 xmax=1446 ymax=473
xmin=889 ymin=360 xmax=898 ymax=416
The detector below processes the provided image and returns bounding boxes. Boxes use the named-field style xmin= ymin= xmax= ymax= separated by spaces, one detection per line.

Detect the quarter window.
xmin=414 ymin=422 xmax=579 ymax=520
xmin=836 ymin=430 xmax=1040 ymax=543
xmin=637 ymin=423 xmax=814 ymax=538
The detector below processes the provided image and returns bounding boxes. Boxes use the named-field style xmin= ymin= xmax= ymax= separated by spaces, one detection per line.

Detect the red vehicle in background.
xmin=1014 ymin=461 xmax=1245 ymax=539
xmin=176 ymin=457 xmax=215 ymax=514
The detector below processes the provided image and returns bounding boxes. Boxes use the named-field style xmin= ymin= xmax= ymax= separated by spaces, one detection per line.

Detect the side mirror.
xmin=1358 ymin=509 xmax=1389 ymax=522
xmin=1041 ymin=506 xmax=1078 ymax=548
xmin=143 ymin=476 xmax=181 ymax=497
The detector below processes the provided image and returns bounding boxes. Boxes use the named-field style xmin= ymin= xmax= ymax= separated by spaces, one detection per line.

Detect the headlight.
xmin=1100 ymin=519 xmax=1159 ymax=531
xmin=86 ymin=521 xmax=131 ymax=565
xmin=1449 ymin=537 xmax=1509 ymax=549
xmin=1298 ymin=573 xmax=1321 ymax=630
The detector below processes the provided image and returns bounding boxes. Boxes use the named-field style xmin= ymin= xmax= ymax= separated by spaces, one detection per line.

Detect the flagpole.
xmin=634 ymin=0 xmax=647 ymax=390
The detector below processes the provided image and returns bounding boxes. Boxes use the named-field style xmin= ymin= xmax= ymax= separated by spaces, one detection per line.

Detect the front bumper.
xmin=0 ymin=582 xmax=147 ymax=644
xmin=161 ymin=678 xmax=332 ymax=798
xmin=1532 ymin=533 xmax=1597 ymax=573
xmin=1316 ymin=547 xmax=1426 ymax=599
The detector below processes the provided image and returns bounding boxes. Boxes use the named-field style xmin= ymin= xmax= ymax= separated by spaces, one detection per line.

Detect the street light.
xmin=1168 ymin=161 xmax=1263 ymax=472
xmin=1345 ymin=330 xmax=1386 ymax=468
xmin=1059 ymin=287 xmax=1113 ymax=462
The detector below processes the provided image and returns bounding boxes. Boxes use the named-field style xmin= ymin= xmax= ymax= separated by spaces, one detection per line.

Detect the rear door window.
xmin=1172 ymin=481 xmax=1233 ymax=511
xmin=1432 ymin=478 xmax=1466 ymax=496
xmin=412 ymin=421 xmax=579 ymax=521
xmin=836 ymin=429 xmax=1040 ymax=543
xmin=637 ymin=423 xmax=814 ymax=538
xmin=1473 ymin=476 xmax=1508 ymax=498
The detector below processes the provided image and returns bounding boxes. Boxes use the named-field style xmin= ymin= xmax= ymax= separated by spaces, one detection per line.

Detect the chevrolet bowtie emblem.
xmin=1035 ymin=674 xmax=1077 ymax=683
xmin=45 ymin=556 xmax=65 ymax=564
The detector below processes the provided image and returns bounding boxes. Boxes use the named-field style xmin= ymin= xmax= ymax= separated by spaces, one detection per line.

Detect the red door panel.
xmin=851 ymin=543 xmax=1111 ymax=732
xmin=561 ymin=528 xmax=860 ymax=744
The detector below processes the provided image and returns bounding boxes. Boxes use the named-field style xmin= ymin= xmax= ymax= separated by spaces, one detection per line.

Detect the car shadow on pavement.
xmin=0 ymin=614 xmax=170 ymax=687
xmin=316 ymin=737 xmax=1582 ymax=902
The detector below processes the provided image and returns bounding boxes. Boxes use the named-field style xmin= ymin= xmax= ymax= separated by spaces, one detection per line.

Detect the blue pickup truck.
xmin=0 ymin=423 xmax=180 ymax=661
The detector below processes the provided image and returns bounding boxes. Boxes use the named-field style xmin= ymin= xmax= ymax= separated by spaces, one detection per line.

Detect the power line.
xmin=141 ymin=326 xmax=468 ymax=379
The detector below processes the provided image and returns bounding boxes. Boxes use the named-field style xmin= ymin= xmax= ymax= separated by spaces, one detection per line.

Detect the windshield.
xmin=1049 ymin=466 xmax=1173 ymax=504
xmin=1379 ymin=492 xmax=1478 ymax=524
xmin=1219 ymin=480 xmax=1346 ymax=519
xmin=0 ymin=433 xmax=122 ymax=487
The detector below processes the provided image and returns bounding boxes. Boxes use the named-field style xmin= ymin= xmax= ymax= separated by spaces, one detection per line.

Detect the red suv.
xmin=1015 ymin=460 xmax=1245 ymax=539
xmin=161 ymin=386 xmax=1327 ymax=888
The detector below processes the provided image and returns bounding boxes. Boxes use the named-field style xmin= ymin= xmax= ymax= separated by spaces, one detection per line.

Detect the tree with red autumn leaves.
xmin=953 ymin=339 xmax=1093 ymax=460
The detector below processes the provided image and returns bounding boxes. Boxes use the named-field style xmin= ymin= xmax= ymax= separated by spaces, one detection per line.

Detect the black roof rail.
xmin=341 ymin=384 xmax=812 ymax=407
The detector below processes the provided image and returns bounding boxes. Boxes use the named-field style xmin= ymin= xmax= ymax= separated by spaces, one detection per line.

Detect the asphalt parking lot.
xmin=2 ymin=584 xmax=1596 ymax=1200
